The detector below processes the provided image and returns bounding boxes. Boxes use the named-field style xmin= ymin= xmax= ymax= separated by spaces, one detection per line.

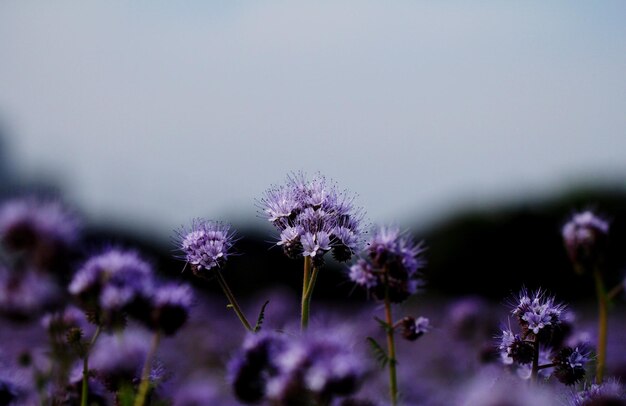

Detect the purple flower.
xmin=68 ymin=248 xmax=153 ymax=326
xmin=552 ymin=346 xmax=590 ymax=386
xmin=349 ymin=260 xmax=377 ymax=289
xmin=562 ymin=210 xmax=609 ymax=270
xmin=175 ymin=219 xmax=237 ymax=275
xmin=400 ymin=316 xmax=431 ymax=341
xmin=90 ymin=329 xmax=155 ymax=392
xmin=259 ymin=173 xmax=365 ymax=263
xmin=0 ymin=266 xmax=62 ymax=319
xmin=511 ymin=288 xmax=566 ymax=339
xmin=571 ymin=380 xmax=626 ymax=406
xmin=349 ymin=226 xmax=425 ymax=303
xmin=230 ymin=329 xmax=368 ymax=404
xmin=498 ymin=328 xmax=534 ymax=365
xmin=0 ymin=197 xmax=80 ymax=269
xmin=146 ymin=284 xmax=193 ymax=335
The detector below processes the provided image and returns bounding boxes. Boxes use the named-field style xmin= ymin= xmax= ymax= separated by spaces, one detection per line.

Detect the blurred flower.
xmin=552 ymin=346 xmax=590 ymax=386
xmin=68 ymin=248 xmax=153 ymax=327
xmin=259 ymin=172 xmax=365 ymax=265
xmin=570 ymin=380 xmax=626 ymax=406
xmin=0 ymin=266 xmax=62 ymax=320
xmin=0 ymin=378 xmax=19 ymax=406
xmin=0 ymin=197 xmax=80 ymax=269
xmin=230 ymin=329 xmax=368 ymax=404
xmin=172 ymin=377 xmax=221 ymax=406
xmin=400 ymin=316 xmax=430 ymax=341
xmin=90 ymin=329 xmax=160 ymax=392
xmin=349 ymin=226 xmax=425 ymax=303
xmin=175 ymin=219 xmax=237 ymax=276
xmin=562 ymin=210 xmax=609 ymax=271
xmin=145 ymin=284 xmax=193 ymax=336
xmin=228 ymin=331 xmax=288 ymax=403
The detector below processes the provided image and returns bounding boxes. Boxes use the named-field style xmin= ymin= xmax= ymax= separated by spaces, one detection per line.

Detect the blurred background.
xmin=1 ymin=0 xmax=625 ymax=302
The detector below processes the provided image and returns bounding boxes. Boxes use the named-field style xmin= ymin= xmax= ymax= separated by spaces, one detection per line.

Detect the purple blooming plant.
xmin=229 ymin=329 xmax=368 ymax=405
xmin=497 ymin=288 xmax=589 ymax=386
xmin=562 ymin=209 xmax=620 ymax=384
xmin=175 ymin=218 xmax=263 ymax=333
xmin=259 ymin=172 xmax=365 ymax=265
xmin=348 ymin=226 xmax=428 ymax=406
xmin=259 ymin=172 xmax=365 ymax=330
xmin=0 ymin=197 xmax=81 ymax=270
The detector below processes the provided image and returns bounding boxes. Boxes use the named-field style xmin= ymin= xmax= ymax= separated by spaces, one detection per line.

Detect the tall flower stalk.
xmin=259 ymin=173 xmax=364 ymax=330
xmin=176 ymin=219 xmax=255 ymax=332
xmin=498 ymin=288 xmax=589 ymax=387
xmin=562 ymin=210 xmax=611 ymax=382
xmin=349 ymin=226 xmax=428 ymax=405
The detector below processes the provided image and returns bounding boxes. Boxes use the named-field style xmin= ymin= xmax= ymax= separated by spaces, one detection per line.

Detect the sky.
xmin=0 ymin=1 xmax=625 ymax=238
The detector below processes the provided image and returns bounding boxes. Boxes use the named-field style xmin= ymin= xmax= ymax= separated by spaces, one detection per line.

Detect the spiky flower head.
xmin=552 ymin=346 xmax=589 ymax=386
xmin=0 ymin=197 xmax=80 ymax=269
xmin=349 ymin=226 xmax=425 ymax=303
xmin=68 ymin=248 xmax=154 ymax=327
xmin=562 ymin=210 xmax=609 ymax=272
xmin=258 ymin=172 xmax=365 ymax=265
xmin=510 ymin=288 xmax=566 ymax=341
xmin=175 ymin=219 xmax=237 ymax=277
xmin=498 ymin=328 xmax=534 ymax=365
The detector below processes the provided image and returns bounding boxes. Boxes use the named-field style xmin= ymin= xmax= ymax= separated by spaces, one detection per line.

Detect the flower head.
xmin=90 ymin=329 xmax=157 ymax=392
xmin=146 ymin=283 xmax=193 ymax=335
xmin=0 ymin=197 xmax=80 ymax=269
xmin=400 ymin=316 xmax=431 ymax=341
xmin=349 ymin=226 xmax=425 ymax=303
xmin=562 ymin=210 xmax=609 ymax=270
xmin=511 ymin=288 xmax=566 ymax=340
xmin=175 ymin=219 xmax=237 ymax=276
xmin=552 ymin=346 xmax=590 ymax=386
xmin=259 ymin=173 xmax=365 ymax=264
xmin=68 ymin=248 xmax=153 ymax=327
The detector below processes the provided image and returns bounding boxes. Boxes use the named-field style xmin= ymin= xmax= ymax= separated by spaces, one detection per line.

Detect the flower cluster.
xmin=69 ymin=248 xmax=154 ymax=327
xmin=229 ymin=330 xmax=367 ymax=405
xmin=498 ymin=289 xmax=589 ymax=385
xmin=349 ymin=226 xmax=425 ymax=302
xmin=175 ymin=219 xmax=237 ymax=276
xmin=259 ymin=173 xmax=365 ymax=265
xmin=562 ymin=210 xmax=609 ymax=271
xmin=570 ymin=380 xmax=626 ymax=406
xmin=0 ymin=198 xmax=80 ymax=269
xmin=69 ymin=248 xmax=193 ymax=335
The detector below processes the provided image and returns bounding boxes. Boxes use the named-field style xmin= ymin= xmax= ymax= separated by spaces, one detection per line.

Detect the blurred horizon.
xmin=1 ymin=1 xmax=625 ymax=239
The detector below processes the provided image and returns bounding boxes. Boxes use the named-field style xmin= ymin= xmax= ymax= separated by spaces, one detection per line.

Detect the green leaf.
xmin=374 ymin=316 xmax=393 ymax=333
xmin=366 ymin=337 xmax=389 ymax=368
xmin=254 ymin=300 xmax=270 ymax=333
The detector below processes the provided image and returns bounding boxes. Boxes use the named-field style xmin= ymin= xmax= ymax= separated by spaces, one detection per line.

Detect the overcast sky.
xmin=0 ymin=1 xmax=625 ymax=238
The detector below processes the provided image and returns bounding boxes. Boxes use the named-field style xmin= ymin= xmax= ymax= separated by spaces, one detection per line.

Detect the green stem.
xmin=384 ymin=283 xmax=398 ymax=405
xmin=134 ymin=331 xmax=161 ymax=406
xmin=301 ymin=257 xmax=314 ymax=330
xmin=530 ymin=338 xmax=539 ymax=384
xmin=81 ymin=325 xmax=102 ymax=406
xmin=594 ymin=268 xmax=608 ymax=383
xmin=215 ymin=270 xmax=253 ymax=332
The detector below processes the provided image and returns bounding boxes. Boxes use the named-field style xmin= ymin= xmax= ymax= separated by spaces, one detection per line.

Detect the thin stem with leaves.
xmin=80 ymin=325 xmax=102 ymax=406
xmin=134 ymin=331 xmax=161 ymax=406
xmin=383 ymin=278 xmax=398 ymax=405
xmin=215 ymin=270 xmax=253 ymax=332
xmin=593 ymin=267 xmax=608 ymax=383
